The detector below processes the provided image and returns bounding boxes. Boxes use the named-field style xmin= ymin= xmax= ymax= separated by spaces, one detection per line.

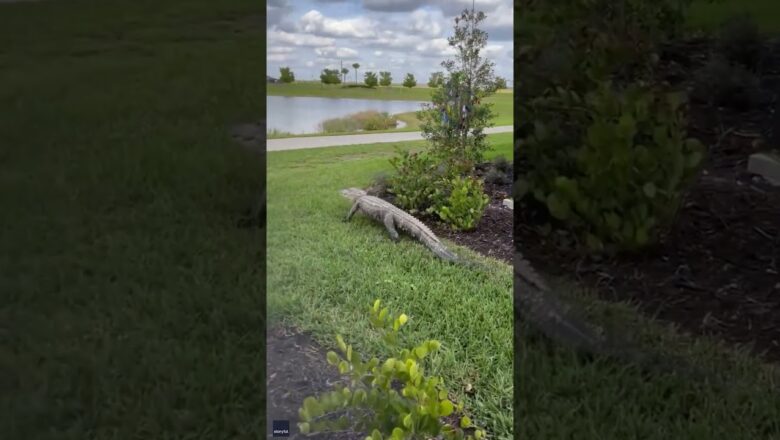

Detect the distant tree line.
xmin=278 ymin=65 xmax=507 ymax=91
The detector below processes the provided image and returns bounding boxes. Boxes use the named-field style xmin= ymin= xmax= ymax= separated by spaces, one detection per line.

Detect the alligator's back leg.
xmin=382 ymin=213 xmax=400 ymax=241
xmin=344 ymin=200 xmax=360 ymax=222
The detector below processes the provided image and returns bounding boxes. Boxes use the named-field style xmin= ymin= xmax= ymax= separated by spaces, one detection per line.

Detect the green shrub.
xmin=388 ymin=150 xmax=450 ymax=214
xmin=717 ymin=13 xmax=764 ymax=71
xmin=516 ymin=82 xmax=704 ymax=253
xmin=692 ymin=55 xmax=762 ymax=111
xmin=298 ymin=300 xmax=485 ymax=440
xmin=434 ymin=177 xmax=489 ymax=231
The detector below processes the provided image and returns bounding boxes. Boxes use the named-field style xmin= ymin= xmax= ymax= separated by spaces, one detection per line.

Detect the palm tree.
xmin=352 ymin=63 xmax=360 ymax=84
xmin=341 ymin=67 xmax=349 ymax=83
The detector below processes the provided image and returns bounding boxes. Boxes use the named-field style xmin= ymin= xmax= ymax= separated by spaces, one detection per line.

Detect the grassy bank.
xmin=266 ymin=133 xmax=514 ymax=439
xmin=268 ymin=81 xmax=435 ymax=100
xmin=0 ymin=0 xmax=265 ymax=438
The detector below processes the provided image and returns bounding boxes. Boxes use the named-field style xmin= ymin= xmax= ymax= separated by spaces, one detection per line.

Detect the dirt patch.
xmin=266 ymin=325 xmax=363 ymax=440
xmin=515 ymin=37 xmax=780 ymax=362
xmin=267 ymin=325 xmax=478 ymax=439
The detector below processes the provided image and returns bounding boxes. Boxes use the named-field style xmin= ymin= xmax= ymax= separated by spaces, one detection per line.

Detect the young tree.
xmin=364 ymin=71 xmax=379 ymax=88
xmin=493 ymin=76 xmax=507 ymax=91
xmin=341 ymin=67 xmax=349 ymax=83
xmin=319 ymin=68 xmax=342 ymax=85
xmin=279 ymin=66 xmax=295 ymax=83
xmin=402 ymin=73 xmax=416 ymax=88
xmin=379 ymin=71 xmax=392 ymax=86
xmin=427 ymin=71 xmax=444 ymax=88
xmin=352 ymin=63 xmax=360 ymax=84
xmin=418 ymin=7 xmax=496 ymax=170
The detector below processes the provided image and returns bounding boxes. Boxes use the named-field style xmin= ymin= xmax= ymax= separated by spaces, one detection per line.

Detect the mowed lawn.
xmin=267 ymin=80 xmax=513 ymax=136
xmin=266 ymin=133 xmax=514 ymax=439
xmin=1 ymin=1 xmax=265 ymax=438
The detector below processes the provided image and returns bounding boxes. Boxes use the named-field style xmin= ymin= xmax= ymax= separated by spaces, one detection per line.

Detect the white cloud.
xmin=415 ymin=38 xmax=456 ymax=57
xmin=298 ymin=10 xmax=377 ymax=38
xmin=267 ymin=0 xmax=512 ymax=85
xmin=268 ymin=53 xmax=292 ymax=62
xmin=268 ymin=46 xmax=295 ymax=54
xmin=409 ymin=9 xmax=442 ymax=37
xmin=267 ymin=29 xmax=335 ymax=47
xmin=361 ymin=0 xmax=421 ymax=12
xmin=315 ymin=47 xmax=360 ymax=58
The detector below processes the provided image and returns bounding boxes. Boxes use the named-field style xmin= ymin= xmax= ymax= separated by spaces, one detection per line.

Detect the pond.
xmin=266 ymin=95 xmax=427 ymax=135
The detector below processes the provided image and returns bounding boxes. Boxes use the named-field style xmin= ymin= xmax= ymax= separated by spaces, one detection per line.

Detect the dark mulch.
xmin=516 ymin=37 xmax=780 ymax=362
xmin=380 ymin=162 xmax=514 ymax=265
xmin=266 ymin=325 xmax=364 ymax=440
xmin=426 ymin=168 xmax=513 ymax=265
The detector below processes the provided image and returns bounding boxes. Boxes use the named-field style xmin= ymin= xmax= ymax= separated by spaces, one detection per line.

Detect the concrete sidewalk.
xmin=267 ymin=125 xmax=513 ymax=152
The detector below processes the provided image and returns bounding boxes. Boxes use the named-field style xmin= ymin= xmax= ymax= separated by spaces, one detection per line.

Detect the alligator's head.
xmin=340 ymin=187 xmax=367 ymax=200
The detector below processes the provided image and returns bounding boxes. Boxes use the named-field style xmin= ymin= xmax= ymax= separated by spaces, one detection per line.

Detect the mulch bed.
xmin=426 ymin=165 xmax=513 ymax=265
xmin=379 ymin=162 xmax=514 ymax=265
xmin=516 ymin=37 xmax=780 ymax=362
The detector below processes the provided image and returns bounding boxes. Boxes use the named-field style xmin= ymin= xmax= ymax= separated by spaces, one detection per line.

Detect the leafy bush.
xmin=434 ymin=177 xmax=489 ymax=231
xmin=692 ymin=55 xmax=762 ymax=111
xmin=388 ymin=150 xmax=450 ymax=214
xmin=516 ymin=82 xmax=704 ymax=253
xmin=717 ymin=13 xmax=764 ymax=71
xmin=298 ymin=300 xmax=485 ymax=440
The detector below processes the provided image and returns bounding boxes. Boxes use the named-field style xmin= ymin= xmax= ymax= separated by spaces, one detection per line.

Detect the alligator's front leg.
xmin=383 ymin=213 xmax=400 ymax=242
xmin=344 ymin=200 xmax=360 ymax=222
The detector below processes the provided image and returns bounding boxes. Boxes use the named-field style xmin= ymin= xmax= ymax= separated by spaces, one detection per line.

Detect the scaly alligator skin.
xmin=340 ymin=188 xmax=466 ymax=264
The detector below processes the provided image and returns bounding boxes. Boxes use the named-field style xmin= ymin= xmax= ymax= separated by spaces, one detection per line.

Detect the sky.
xmin=267 ymin=0 xmax=513 ymax=86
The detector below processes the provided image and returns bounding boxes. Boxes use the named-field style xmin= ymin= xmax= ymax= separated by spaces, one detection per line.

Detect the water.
xmin=267 ymin=95 xmax=426 ymax=135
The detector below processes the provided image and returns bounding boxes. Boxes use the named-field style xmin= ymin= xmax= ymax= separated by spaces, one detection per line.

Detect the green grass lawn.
xmin=266 ymin=133 xmax=514 ymax=439
xmin=517 ymin=277 xmax=780 ymax=438
xmin=689 ymin=0 xmax=780 ymax=32
xmin=0 ymin=0 xmax=265 ymax=438
xmin=267 ymin=81 xmax=513 ymax=138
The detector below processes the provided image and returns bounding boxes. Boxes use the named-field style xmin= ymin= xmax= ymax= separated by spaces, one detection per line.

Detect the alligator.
xmin=341 ymin=186 xmax=774 ymax=389
xmin=340 ymin=188 xmax=486 ymax=268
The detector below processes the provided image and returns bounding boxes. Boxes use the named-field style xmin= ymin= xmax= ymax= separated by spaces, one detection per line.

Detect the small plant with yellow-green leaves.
xmin=297 ymin=300 xmax=485 ymax=440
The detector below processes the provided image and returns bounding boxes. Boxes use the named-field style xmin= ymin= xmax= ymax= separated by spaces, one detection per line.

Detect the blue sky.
xmin=267 ymin=0 xmax=513 ymax=85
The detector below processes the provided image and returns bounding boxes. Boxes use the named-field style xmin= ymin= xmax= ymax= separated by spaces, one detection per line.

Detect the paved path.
xmin=267 ymin=125 xmax=513 ymax=152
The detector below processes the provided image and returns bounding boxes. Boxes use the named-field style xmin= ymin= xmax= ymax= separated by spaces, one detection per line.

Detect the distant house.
xmin=267 ymin=75 xmax=278 ymax=83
